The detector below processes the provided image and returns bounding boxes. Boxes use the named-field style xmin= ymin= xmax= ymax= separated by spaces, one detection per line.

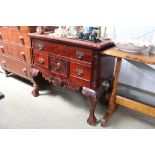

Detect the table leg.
xmin=82 ymin=86 xmax=105 ymax=126
xmin=31 ymin=68 xmax=40 ymax=97
xmin=101 ymin=57 xmax=122 ymax=126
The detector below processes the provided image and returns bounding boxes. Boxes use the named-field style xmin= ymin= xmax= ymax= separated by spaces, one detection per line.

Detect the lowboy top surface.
xmin=29 ymin=32 xmax=114 ymax=50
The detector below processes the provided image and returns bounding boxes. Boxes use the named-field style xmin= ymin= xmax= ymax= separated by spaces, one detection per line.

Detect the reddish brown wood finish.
xmin=0 ymin=53 xmax=32 ymax=79
xmin=30 ymin=32 xmax=115 ymax=126
xmin=70 ymin=62 xmax=91 ymax=81
xmin=33 ymin=39 xmax=93 ymax=63
xmin=0 ymin=26 xmax=36 ymax=81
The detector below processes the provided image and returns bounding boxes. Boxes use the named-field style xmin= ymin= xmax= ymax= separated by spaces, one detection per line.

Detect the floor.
xmin=0 ymin=70 xmax=155 ymax=129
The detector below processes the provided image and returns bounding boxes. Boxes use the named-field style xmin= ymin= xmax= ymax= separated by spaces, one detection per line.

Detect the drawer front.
xmin=34 ymin=51 xmax=49 ymax=68
xmin=33 ymin=40 xmax=93 ymax=63
xmin=49 ymin=56 xmax=69 ymax=77
xmin=70 ymin=63 xmax=91 ymax=81
xmin=10 ymin=31 xmax=31 ymax=46
xmin=0 ymin=54 xmax=31 ymax=79
xmin=3 ymin=42 xmax=31 ymax=63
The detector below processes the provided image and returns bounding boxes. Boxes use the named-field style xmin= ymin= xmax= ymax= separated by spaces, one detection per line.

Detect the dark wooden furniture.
xmin=29 ymin=32 xmax=115 ymax=125
xmin=0 ymin=92 xmax=4 ymax=99
xmin=101 ymin=47 xmax=155 ymax=126
xmin=0 ymin=26 xmax=36 ymax=81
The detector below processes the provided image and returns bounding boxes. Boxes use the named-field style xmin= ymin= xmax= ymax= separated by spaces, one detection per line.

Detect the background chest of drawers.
xmin=29 ymin=32 xmax=115 ymax=125
xmin=0 ymin=26 xmax=36 ymax=80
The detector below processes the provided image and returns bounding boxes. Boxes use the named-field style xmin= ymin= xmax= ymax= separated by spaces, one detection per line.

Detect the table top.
xmin=101 ymin=47 xmax=155 ymax=64
xmin=29 ymin=32 xmax=114 ymax=50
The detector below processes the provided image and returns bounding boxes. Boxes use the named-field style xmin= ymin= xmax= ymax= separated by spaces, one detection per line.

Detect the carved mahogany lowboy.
xmin=29 ymin=32 xmax=115 ymax=125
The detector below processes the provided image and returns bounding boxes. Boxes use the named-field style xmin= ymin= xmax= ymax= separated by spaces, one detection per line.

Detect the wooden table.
xmin=0 ymin=92 xmax=4 ymax=99
xmin=100 ymin=47 xmax=155 ymax=126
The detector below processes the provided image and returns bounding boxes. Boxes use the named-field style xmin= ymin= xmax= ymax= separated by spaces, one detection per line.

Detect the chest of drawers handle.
xmin=76 ymin=51 xmax=84 ymax=59
xmin=20 ymin=51 xmax=25 ymax=56
xmin=0 ymin=45 xmax=4 ymax=52
xmin=19 ymin=35 xmax=24 ymax=40
xmin=1 ymin=60 xmax=6 ymax=67
xmin=38 ymin=44 xmax=44 ymax=51
xmin=22 ymin=68 xmax=27 ymax=73
xmin=76 ymin=68 xmax=84 ymax=75
xmin=38 ymin=57 xmax=45 ymax=64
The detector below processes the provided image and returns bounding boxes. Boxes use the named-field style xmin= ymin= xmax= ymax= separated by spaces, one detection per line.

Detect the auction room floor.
xmin=0 ymin=71 xmax=155 ymax=129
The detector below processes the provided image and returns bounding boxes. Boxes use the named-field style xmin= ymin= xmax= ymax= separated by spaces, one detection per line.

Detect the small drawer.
xmin=34 ymin=51 xmax=49 ymax=68
xmin=70 ymin=63 xmax=91 ymax=81
xmin=49 ymin=56 xmax=69 ymax=77
xmin=33 ymin=40 xmax=93 ymax=63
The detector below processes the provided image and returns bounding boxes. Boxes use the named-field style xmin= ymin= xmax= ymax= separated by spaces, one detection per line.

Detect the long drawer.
xmin=1 ymin=29 xmax=31 ymax=46
xmin=0 ymin=42 xmax=31 ymax=63
xmin=33 ymin=40 xmax=93 ymax=63
xmin=0 ymin=54 xmax=32 ymax=79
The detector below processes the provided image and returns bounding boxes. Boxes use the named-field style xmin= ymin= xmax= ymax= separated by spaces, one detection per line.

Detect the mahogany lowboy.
xmin=30 ymin=32 xmax=115 ymax=126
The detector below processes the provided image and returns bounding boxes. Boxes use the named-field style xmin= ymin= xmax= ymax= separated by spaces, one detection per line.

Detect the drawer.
xmin=3 ymin=42 xmax=31 ymax=63
xmin=34 ymin=51 xmax=49 ymax=68
xmin=10 ymin=31 xmax=31 ymax=46
xmin=70 ymin=63 xmax=91 ymax=81
xmin=33 ymin=40 xmax=93 ymax=63
xmin=49 ymin=56 xmax=69 ymax=77
xmin=0 ymin=54 xmax=31 ymax=79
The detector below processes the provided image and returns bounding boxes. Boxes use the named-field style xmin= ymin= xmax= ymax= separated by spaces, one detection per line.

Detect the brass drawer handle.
xmin=22 ymin=68 xmax=27 ymax=73
xmin=38 ymin=43 xmax=44 ymax=51
xmin=76 ymin=51 xmax=84 ymax=59
xmin=19 ymin=35 xmax=24 ymax=40
xmin=0 ymin=45 xmax=4 ymax=52
xmin=20 ymin=51 xmax=25 ymax=56
xmin=39 ymin=57 xmax=44 ymax=64
xmin=76 ymin=68 xmax=84 ymax=75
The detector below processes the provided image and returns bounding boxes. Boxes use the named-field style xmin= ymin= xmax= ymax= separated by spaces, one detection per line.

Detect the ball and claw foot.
xmin=32 ymin=89 xmax=39 ymax=97
xmin=87 ymin=115 xmax=97 ymax=126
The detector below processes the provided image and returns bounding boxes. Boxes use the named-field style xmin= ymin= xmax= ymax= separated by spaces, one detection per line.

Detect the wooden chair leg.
xmin=101 ymin=57 xmax=122 ymax=126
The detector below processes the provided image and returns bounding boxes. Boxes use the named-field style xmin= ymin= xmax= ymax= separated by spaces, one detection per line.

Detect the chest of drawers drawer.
xmin=10 ymin=31 xmax=31 ymax=46
xmin=2 ymin=42 xmax=31 ymax=62
xmin=70 ymin=62 xmax=91 ymax=81
xmin=0 ymin=54 xmax=31 ymax=79
xmin=33 ymin=40 xmax=93 ymax=63
xmin=34 ymin=51 xmax=49 ymax=68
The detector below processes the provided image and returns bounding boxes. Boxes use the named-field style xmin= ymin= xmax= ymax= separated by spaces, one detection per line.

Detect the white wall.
xmin=107 ymin=26 xmax=155 ymax=93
